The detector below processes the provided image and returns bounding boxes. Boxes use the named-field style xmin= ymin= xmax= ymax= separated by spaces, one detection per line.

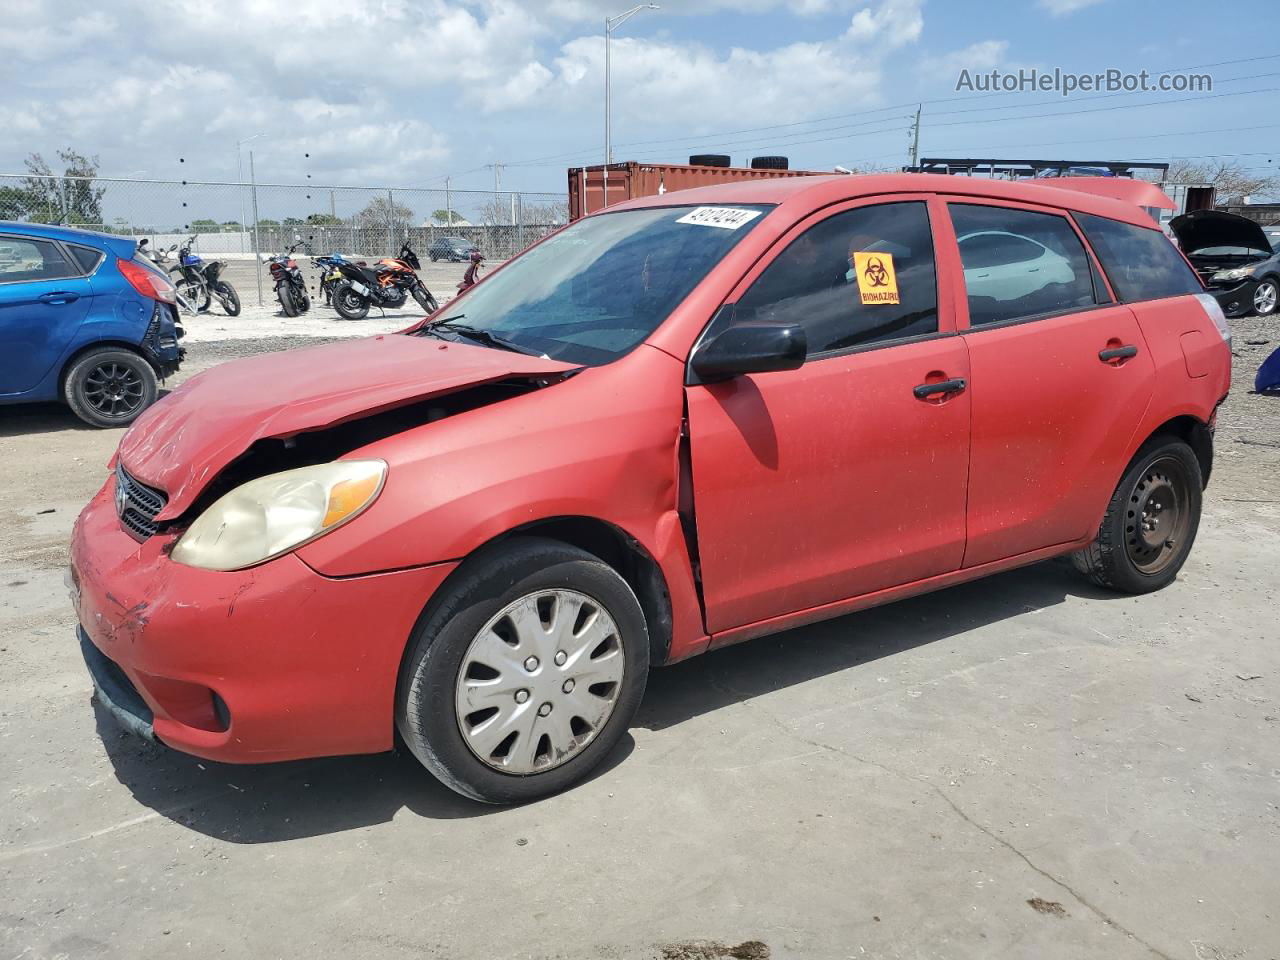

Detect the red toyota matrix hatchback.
xmin=72 ymin=174 xmax=1231 ymax=802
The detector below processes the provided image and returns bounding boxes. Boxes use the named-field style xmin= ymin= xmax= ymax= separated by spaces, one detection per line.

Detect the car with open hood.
xmin=72 ymin=173 xmax=1231 ymax=803
xmin=1170 ymin=208 xmax=1280 ymax=318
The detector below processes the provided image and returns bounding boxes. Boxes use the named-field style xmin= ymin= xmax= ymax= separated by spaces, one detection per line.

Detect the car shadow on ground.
xmin=97 ymin=557 xmax=1118 ymax=842
xmin=0 ymin=394 xmax=176 ymax=437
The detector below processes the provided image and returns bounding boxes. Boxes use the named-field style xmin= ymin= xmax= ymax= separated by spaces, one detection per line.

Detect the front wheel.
xmin=63 ymin=348 xmax=158 ymax=428
xmin=214 ymin=281 xmax=241 ymax=316
xmin=1071 ymin=437 xmax=1203 ymax=594
xmin=333 ymin=282 xmax=369 ymax=320
xmin=1254 ymin=278 xmax=1278 ymax=317
xmin=397 ymin=537 xmax=649 ymax=804
xmin=412 ymin=284 xmax=438 ymax=314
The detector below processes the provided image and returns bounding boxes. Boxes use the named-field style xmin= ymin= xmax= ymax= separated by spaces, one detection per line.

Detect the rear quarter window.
xmin=68 ymin=244 xmax=104 ymax=274
xmin=1075 ymin=213 xmax=1202 ymax=302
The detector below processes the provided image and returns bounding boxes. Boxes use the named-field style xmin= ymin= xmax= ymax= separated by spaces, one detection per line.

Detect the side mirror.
xmin=690 ymin=322 xmax=807 ymax=383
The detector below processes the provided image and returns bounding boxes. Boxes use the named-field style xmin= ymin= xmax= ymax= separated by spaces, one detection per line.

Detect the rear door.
xmin=685 ymin=196 xmax=972 ymax=634
xmin=0 ymin=235 xmax=94 ymax=397
xmin=945 ymin=200 xmax=1156 ymax=567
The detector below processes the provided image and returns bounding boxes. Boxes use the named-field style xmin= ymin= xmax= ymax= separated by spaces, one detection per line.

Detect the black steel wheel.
xmin=333 ymin=281 xmax=369 ymax=320
xmin=1072 ymin=437 xmax=1202 ymax=593
xmin=63 ymin=349 xmax=158 ymax=428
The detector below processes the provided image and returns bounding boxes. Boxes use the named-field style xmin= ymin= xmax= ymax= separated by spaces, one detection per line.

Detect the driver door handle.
xmin=913 ymin=377 xmax=967 ymax=399
xmin=39 ymin=291 xmax=79 ymax=305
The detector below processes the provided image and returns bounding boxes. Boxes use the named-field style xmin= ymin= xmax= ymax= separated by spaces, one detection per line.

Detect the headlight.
xmin=1212 ymin=266 xmax=1255 ymax=281
xmin=171 ymin=460 xmax=386 ymax=571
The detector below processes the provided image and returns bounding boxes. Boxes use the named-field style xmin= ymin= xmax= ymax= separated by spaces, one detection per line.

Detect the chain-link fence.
xmin=0 ymin=173 xmax=567 ymax=261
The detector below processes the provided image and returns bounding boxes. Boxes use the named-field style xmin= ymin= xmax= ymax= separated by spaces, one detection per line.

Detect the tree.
xmin=305 ymin=213 xmax=341 ymax=225
xmin=190 ymin=218 xmax=222 ymax=233
xmin=257 ymin=218 xmax=280 ymax=227
xmin=431 ymin=208 xmax=454 ymax=225
xmin=19 ymin=149 xmax=106 ymax=224
xmin=1163 ymin=159 xmax=1279 ymax=204
xmin=355 ymin=196 xmax=413 ymax=236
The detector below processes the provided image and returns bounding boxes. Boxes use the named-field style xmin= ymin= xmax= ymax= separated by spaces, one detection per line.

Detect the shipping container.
xmin=567 ymin=161 xmax=830 ymax=221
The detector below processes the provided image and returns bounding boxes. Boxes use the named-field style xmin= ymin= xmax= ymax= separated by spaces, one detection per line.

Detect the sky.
xmin=3 ymin=0 xmax=1278 ymax=205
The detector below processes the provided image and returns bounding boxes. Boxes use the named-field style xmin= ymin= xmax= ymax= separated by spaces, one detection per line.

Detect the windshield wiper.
xmin=426 ymin=316 xmax=548 ymax=358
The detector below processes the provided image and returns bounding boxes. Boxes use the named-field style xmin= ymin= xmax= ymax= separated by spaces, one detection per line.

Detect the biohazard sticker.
xmin=853 ymin=251 xmax=900 ymax=305
xmin=675 ymin=206 xmax=762 ymax=229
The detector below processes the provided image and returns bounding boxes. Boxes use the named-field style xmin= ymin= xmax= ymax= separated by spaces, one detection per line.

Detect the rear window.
xmin=1075 ymin=213 xmax=1202 ymax=302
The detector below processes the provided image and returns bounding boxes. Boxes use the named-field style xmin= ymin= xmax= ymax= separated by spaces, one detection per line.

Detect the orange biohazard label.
xmin=853 ymin=251 xmax=900 ymax=305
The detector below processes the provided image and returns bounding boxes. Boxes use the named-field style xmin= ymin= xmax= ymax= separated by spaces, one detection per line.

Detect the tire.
xmin=750 ymin=155 xmax=789 ymax=170
xmin=277 ymin=283 xmax=299 ymax=317
xmin=296 ymin=284 xmax=311 ymax=314
xmin=412 ymin=284 xmax=438 ymax=314
xmin=397 ymin=536 xmax=649 ymax=804
xmin=1071 ymin=437 xmax=1203 ymax=594
xmin=689 ymin=153 xmax=731 ymax=168
xmin=63 ymin=348 xmax=158 ymax=428
xmin=1254 ymin=278 xmax=1278 ymax=317
xmin=333 ymin=282 xmax=369 ymax=320
xmin=430 ymin=252 xmax=439 ymax=262
xmin=214 ymin=281 xmax=241 ymax=316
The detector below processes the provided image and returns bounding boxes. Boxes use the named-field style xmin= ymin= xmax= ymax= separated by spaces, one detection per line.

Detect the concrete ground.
xmin=1 ymin=316 xmax=1278 ymax=959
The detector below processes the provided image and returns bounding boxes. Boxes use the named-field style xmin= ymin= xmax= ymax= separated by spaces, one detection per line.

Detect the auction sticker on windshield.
xmin=853 ymin=251 xmax=900 ymax=305
xmin=675 ymin=207 xmax=762 ymax=230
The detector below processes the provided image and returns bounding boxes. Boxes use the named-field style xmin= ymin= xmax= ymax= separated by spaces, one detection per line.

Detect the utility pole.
xmin=250 ymin=150 xmax=263 ymax=307
xmin=445 ymin=177 xmax=453 ymax=226
xmin=909 ymin=103 xmax=922 ymax=169
xmin=486 ymin=163 xmax=505 ymax=222
xmin=603 ymin=5 xmax=659 ymax=208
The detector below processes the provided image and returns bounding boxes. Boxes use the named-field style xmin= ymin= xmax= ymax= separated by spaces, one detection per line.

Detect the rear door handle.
xmin=39 ymin=291 xmax=79 ymax=305
xmin=1099 ymin=345 xmax=1138 ymax=363
xmin=913 ymin=377 xmax=967 ymax=399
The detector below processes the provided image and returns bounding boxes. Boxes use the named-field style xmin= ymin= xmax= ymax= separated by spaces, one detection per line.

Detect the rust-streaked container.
xmin=567 ymin=161 xmax=830 ymax=220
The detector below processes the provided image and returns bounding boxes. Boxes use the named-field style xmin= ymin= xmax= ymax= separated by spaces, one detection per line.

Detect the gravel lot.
xmin=1 ymin=311 xmax=1278 ymax=959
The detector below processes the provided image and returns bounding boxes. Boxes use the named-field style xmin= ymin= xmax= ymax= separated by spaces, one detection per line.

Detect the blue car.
xmin=0 ymin=222 xmax=184 ymax=427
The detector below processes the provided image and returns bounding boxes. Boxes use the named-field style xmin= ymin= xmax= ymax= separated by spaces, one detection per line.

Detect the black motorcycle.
xmin=169 ymin=235 xmax=241 ymax=316
xmin=331 ymin=241 xmax=437 ymax=320
xmin=264 ymin=241 xmax=311 ymax=316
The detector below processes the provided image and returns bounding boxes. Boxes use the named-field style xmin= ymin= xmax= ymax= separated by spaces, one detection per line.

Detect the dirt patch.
xmin=1026 ymin=897 xmax=1067 ymax=918
xmin=659 ymin=941 xmax=770 ymax=960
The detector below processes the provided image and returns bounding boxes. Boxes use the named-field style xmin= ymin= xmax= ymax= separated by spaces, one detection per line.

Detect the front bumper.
xmin=1206 ymin=277 xmax=1261 ymax=318
xmin=71 ymin=476 xmax=456 ymax=763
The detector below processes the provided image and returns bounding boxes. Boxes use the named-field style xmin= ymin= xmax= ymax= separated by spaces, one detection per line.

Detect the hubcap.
xmin=1124 ymin=457 xmax=1191 ymax=574
xmin=455 ymin=589 xmax=625 ymax=774
xmin=83 ymin=362 xmax=144 ymax=418
xmin=1255 ymin=282 xmax=1277 ymax=315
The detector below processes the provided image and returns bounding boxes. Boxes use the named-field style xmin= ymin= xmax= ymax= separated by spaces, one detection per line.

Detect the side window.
xmin=0 ymin=238 xmax=78 ymax=284
xmin=1075 ymin=213 xmax=1202 ymax=303
xmin=67 ymin=244 xmax=104 ymax=274
xmin=950 ymin=204 xmax=1097 ymax=326
xmin=734 ymin=201 xmax=938 ymax=354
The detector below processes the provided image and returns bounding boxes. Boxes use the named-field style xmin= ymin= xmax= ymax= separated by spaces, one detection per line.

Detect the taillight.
xmin=1194 ymin=293 xmax=1232 ymax=348
xmin=119 ymin=257 xmax=176 ymax=304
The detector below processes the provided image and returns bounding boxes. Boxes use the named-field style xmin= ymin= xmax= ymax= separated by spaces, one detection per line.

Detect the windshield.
xmin=414 ymin=204 xmax=771 ymax=365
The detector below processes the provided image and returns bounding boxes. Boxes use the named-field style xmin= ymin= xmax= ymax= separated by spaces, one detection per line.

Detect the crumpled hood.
xmin=1170 ymin=209 xmax=1272 ymax=255
xmin=117 ymin=334 xmax=578 ymax=520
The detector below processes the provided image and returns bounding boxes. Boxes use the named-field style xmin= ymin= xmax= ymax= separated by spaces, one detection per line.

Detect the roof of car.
xmin=0 ymin=220 xmax=137 ymax=257
xmin=605 ymin=172 xmax=1161 ymax=228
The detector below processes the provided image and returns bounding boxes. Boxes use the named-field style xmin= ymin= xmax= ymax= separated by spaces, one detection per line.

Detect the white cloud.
xmin=1037 ymin=0 xmax=1106 ymax=16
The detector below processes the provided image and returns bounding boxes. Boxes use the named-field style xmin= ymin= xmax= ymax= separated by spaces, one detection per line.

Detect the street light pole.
xmin=235 ymin=133 xmax=265 ymax=254
xmin=603 ymin=4 xmax=658 ymax=209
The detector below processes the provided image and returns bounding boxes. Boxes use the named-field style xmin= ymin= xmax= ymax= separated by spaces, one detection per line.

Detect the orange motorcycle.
xmin=331 ymin=241 xmax=438 ymax=320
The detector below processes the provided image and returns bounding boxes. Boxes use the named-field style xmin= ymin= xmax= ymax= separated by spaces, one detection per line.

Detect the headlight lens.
xmin=1212 ymin=266 xmax=1255 ymax=281
xmin=171 ymin=460 xmax=386 ymax=571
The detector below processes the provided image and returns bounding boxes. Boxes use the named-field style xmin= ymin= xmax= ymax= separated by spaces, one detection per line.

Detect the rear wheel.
xmin=1071 ymin=437 xmax=1202 ymax=594
xmin=63 ymin=348 xmax=158 ymax=428
xmin=1254 ymin=278 xmax=1278 ymax=316
xmin=333 ymin=282 xmax=369 ymax=320
xmin=296 ymin=284 xmax=311 ymax=313
xmin=277 ymin=283 xmax=299 ymax=317
xmin=397 ymin=537 xmax=649 ymax=804
xmin=214 ymin=281 xmax=241 ymax=316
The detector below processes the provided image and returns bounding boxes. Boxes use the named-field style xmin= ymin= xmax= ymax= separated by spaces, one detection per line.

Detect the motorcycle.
xmin=168 ymin=235 xmax=241 ymax=316
xmin=137 ymin=239 xmax=198 ymax=317
xmin=313 ymin=252 xmax=358 ymax=306
xmin=331 ymin=240 xmax=438 ymax=320
xmin=263 ymin=240 xmax=311 ymax=317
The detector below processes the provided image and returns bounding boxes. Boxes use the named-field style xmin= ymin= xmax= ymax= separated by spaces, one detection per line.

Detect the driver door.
xmin=684 ymin=197 xmax=972 ymax=636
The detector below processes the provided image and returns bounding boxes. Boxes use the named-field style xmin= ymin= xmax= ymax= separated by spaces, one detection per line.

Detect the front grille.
xmin=115 ymin=463 xmax=167 ymax=540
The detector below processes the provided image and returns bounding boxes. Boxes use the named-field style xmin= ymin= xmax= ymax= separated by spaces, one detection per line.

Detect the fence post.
xmin=386 ymin=189 xmax=394 ymax=256
xmin=516 ymin=193 xmax=524 ymax=252
xmin=250 ymin=150 xmax=264 ymax=307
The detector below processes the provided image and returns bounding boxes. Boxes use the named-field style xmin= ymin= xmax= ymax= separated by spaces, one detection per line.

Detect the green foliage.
xmin=17 ymin=149 xmax=106 ymax=224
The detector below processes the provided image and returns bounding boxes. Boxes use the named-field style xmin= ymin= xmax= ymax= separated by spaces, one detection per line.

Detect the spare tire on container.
xmin=689 ymin=154 xmax=731 ymax=168
xmin=751 ymin=156 xmax=789 ymax=170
